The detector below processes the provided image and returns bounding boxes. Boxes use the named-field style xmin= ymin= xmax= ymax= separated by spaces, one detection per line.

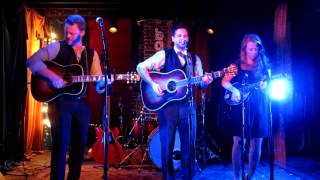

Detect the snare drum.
xmin=148 ymin=127 xmax=181 ymax=170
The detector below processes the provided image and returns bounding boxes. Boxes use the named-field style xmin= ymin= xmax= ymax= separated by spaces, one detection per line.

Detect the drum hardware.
xmin=196 ymin=130 xmax=223 ymax=165
xmin=124 ymin=107 xmax=157 ymax=148
xmin=117 ymin=95 xmax=160 ymax=168
xmin=196 ymin=91 xmax=223 ymax=168
xmin=117 ymin=97 xmax=125 ymax=145
xmin=123 ymin=116 xmax=141 ymax=148
xmin=118 ymin=108 xmax=152 ymax=168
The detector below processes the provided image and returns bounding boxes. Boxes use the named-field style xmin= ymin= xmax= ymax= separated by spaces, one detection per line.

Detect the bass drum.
xmin=148 ymin=127 xmax=181 ymax=171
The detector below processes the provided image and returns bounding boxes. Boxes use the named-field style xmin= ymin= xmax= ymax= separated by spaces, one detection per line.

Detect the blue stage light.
xmin=269 ymin=75 xmax=291 ymax=101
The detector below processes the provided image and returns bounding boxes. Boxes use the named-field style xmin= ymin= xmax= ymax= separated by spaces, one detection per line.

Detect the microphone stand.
xmin=267 ymin=71 xmax=274 ymax=180
xmin=240 ymin=74 xmax=248 ymax=180
xmin=96 ymin=17 xmax=110 ymax=180
xmin=185 ymin=53 xmax=197 ymax=180
xmin=200 ymin=90 xmax=206 ymax=168
xmin=241 ymin=96 xmax=246 ymax=180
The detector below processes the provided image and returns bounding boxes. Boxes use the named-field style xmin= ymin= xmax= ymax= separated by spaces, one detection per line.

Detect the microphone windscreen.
xmin=96 ymin=17 xmax=103 ymax=23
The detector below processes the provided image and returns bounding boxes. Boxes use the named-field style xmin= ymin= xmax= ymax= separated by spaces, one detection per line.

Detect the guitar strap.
xmin=191 ymin=54 xmax=196 ymax=71
xmin=185 ymin=54 xmax=194 ymax=79
xmin=191 ymin=54 xmax=196 ymax=76
xmin=78 ymin=46 xmax=91 ymax=98
xmin=81 ymin=47 xmax=89 ymax=97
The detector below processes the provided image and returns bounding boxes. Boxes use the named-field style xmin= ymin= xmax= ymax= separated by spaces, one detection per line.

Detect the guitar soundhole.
xmin=167 ymin=81 xmax=176 ymax=92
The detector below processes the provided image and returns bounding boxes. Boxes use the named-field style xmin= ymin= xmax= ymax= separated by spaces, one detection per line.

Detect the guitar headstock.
xmin=223 ymin=64 xmax=238 ymax=77
xmin=115 ymin=72 xmax=141 ymax=84
xmin=126 ymin=71 xmax=141 ymax=84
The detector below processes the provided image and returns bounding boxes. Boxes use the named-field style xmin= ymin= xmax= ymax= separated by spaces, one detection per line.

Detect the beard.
xmin=66 ymin=35 xmax=81 ymax=46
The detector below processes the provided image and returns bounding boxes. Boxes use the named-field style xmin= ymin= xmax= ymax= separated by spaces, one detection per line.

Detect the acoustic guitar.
xmin=31 ymin=60 xmax=140 ymax=102
xmin=140 ymin=66 xmax=237 ymax=111
xmin=90 ymin=126 xmax=125 ymax=165
xmin=224 ymin=80 xmax=265 ymax=106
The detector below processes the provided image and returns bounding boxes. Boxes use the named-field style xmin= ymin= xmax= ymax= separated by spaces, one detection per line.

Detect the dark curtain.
xmin=289 ymin=0 xmax=320 ymax=157
xmin=1 ymin=2 xmax=27 ymax=163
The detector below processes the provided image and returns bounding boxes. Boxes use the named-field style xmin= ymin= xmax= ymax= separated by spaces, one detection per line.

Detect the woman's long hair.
xmin=240 ymin=33 xmax=270 ymax=74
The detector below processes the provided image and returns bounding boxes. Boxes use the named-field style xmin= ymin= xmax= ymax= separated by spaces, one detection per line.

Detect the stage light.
xmin=206 ymin=21 xmax=216 ymax=35
xmin=269 ymin=74 xmax=291 ymax=101
xmin=207 ymin=26 xmax=215 ymax=35
xmin=41 ymin=105 xmax=48 ymax=113
xmin=50 ymin=32 xmax=57 ymax=39
xmin=109 ymin=20 xmax=118 ymax=33
xmin=43 ymin=118 xmax=51 ymax=128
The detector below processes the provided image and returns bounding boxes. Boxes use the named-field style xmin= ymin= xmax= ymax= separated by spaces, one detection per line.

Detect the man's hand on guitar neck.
xmin=95 ymin=74 xmax=115 ymax=94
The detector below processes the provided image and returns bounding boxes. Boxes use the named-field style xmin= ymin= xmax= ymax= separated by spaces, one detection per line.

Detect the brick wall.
xmin=130 ymin=19 xmax=173 ymax=127
xmin=138 ymin=19 xmax=173 ymax=59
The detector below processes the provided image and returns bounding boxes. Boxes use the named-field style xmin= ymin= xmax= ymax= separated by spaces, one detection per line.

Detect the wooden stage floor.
xmin=2 ymin=149 xmax=320 ymax=180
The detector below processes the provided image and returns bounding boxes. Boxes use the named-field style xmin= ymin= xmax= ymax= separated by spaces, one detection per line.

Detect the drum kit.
xmin=115 ymin=95 xmax=181 ymax=169
xmin=91 ymin=95 xmax=221 ymax=170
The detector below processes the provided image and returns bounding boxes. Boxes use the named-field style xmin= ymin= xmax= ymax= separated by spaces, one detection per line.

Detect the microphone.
xmin=96 ymin=17 xmax=104 ymax=25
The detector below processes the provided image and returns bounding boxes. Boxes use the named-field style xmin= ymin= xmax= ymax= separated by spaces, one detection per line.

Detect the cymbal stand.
xmin=198 ymin=91 xmax=223 ymax=168
xmin=118 ymin=109 xmax=149 ymax=168
xmin=118 ymin=97 xmax=125 ymax=145
xmin=124 ymin=110 xmax=143 ymax=148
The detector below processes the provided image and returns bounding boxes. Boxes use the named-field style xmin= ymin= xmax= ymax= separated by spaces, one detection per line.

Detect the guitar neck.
xmin=71 ymin=74 xmax=138 ymax=83
xmin=114 ymin=74 xmax=140 ymax=81
xmin=175 ymin=69 xmax=225 ymax=87
xmin=212 ymin=69 xmax=227 ymax=79
xmin=72 ymin=75 xmax=105 ymax=83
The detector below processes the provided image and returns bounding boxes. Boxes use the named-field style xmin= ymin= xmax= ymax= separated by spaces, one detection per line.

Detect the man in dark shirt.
xmin=136 ymin=22 xmax=213 ymax=180
xmin=27 ymin=14 xmax=106 ymax=180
